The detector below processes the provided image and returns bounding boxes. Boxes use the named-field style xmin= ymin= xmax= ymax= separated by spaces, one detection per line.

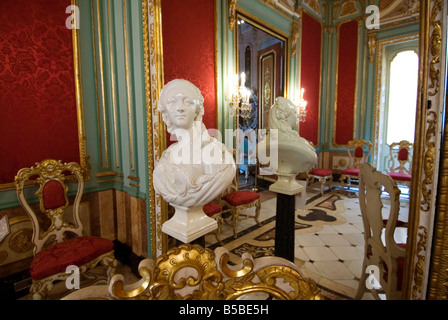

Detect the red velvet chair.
xmin=219 ymin=174 xmax=261 ymax=239
xmin=305 ymin=142 xmax=333 ymax=196
xmin=355 ymin=164 xmax=406 ymax=300
xmin=15 ymin=159 xmax=117 ymax=300
xmin=340 ymin=139 xmax=372 ymax=191
xmin=386 ymin=140 xmax=413 ymax=188
xmin=307 ymin=168 xmax=333 ymax=196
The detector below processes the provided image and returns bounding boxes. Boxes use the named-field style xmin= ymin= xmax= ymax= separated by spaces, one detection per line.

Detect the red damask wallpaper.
xmin=300 ymin=12 xmax=322 ymax=146
xmin=0 ymin=0 xmax=79 ymax=184
xmin=161 ymin=0 xmax=217 ymax=144
xmin=335 ymin=20 xmax=358 ymax=146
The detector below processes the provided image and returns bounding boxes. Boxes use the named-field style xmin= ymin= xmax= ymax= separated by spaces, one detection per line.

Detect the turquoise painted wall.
xmin=78 ymin=0 xmax=148 ymax=199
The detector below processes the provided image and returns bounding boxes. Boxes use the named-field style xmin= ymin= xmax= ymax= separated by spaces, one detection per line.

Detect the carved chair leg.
xmin=101 ymin=252 xmax=118 ymax=283
xmin=31 ymin=278 xmax=53 ymax=300
xmin=232 ymin=208 xmax=241 ymax=239
xmin=214 ymin=215 xmax=224 ymax=244
xmin=255 ymin=200 xmax=261 ymax=226
xmin=340 ymin=175 xmax=347 ymax=191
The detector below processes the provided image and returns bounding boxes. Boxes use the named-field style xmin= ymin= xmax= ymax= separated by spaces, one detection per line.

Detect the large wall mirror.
xmin=234 ymin=10 xmax=289 ymax=189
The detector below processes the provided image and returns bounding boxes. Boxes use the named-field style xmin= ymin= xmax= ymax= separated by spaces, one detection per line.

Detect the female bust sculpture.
xmin=153 ymin=79 xmax=235 ymax=243
xmin=258 ymin=97 xmax=316 ymax=194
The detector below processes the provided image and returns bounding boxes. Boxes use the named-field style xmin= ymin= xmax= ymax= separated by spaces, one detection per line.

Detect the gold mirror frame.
xmin=143 ymin=0 xmax=448 ymax=299
xmin=405 ymin=0 xmax=448 ymax=300
xmin=233 ymin=7 xmax=290 ymax=189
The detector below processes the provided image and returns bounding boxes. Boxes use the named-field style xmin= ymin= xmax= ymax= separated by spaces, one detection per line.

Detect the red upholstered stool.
xmin=203 ymin=202 xmax=222 ymax=217
xmin=222 ymin=190 xmax=260 ymax=206
xmin=221 ymin=190 xmax=261 ymax=238
xmin=308 ymin=169 xmax=333 ymax=196
xmin=203 ymin=202 xmax=224 ymax=243
xmin=386 ymin=172 xmax=412 ymax=182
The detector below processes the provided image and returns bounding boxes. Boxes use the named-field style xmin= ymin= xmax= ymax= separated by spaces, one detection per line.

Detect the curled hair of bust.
xmin=269 ymin=97 xmax=295 ymax=131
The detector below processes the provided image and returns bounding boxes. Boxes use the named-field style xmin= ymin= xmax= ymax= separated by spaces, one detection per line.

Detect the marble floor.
xmin=204 ymin=180 xmax=410 ymax=300
xmin=18 ymin=180 xmax=408 ymax=300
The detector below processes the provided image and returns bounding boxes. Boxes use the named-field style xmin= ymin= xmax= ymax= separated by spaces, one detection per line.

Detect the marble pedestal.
xmin=162 ymin=205 xmax=217 ymax=244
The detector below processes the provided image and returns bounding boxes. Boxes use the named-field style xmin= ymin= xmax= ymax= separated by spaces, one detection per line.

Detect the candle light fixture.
xmin=227 ymin=72 xmax=252 ymax=119
xmin=295 ymin=88 xmax=307 ymax=122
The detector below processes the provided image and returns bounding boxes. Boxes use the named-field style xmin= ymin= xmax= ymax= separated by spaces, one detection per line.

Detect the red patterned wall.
xmin=334 ymin=20 xmax=358 ymax=146
xmin=300 ymin=12 xmax=322 ymax=146
xmin=0 ymin=0 xmax=79 ymax=184
xmin=161 ymin=0 xmax=216 ymax=139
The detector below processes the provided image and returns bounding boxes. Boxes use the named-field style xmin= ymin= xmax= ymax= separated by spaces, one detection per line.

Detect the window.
xmin=386 ymin=50 xmax=419 ymax=145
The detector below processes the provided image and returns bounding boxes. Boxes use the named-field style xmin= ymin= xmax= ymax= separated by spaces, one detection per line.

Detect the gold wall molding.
xmin=229 ymin=0 xmax=238 ymax=31
xmin=143 ymin=0 xmax=166 ymax=259
xmin=428 ymin=0 xmax=442 ymax=97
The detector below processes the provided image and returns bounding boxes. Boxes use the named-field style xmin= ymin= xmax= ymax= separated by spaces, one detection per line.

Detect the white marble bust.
xmin=153 ymin=79 xmax=235 ymax=243
xmin=258 ymin=97 xmax=317 ymax=195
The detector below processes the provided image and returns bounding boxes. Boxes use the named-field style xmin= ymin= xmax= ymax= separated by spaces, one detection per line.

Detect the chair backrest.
xmin=346 ymin=139 xmax=372 ymax=169
xmin=388 ymin=140 xmax=413 ymax=174
xmin=14 ymin=159 xmax=85 ymax=255
xmin=358 ymin=163 xmax=405 ymax=299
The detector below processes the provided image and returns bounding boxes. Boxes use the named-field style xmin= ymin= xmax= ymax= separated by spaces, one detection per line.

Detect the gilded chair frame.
xmin=219 ymin=169 xmax=261 ymax=239
xmin=387 ymin=140 xmax=413 ymax=188
xmin=340 ymin=139 xmax=372 ymax=190
xmin=15 ymin=159 xmax=116 ymax=300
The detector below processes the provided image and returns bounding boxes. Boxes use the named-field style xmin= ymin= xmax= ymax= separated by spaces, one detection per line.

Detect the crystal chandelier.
xmin=227 ymin=72 xmax=252 ymax=119
xmin=296 ymin=88 xmax=307 ymax=122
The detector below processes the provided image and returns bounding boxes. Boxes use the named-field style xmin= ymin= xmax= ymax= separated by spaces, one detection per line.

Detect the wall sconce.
xmin=228 ymin=72 xmax=252 ymax=119
xmin=295 ymin=88 xmax=307 ymax=122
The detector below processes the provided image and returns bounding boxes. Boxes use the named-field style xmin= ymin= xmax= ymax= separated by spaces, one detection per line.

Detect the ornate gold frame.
xmin=234 ymin=8 xmax=291 ymax=100
xmin=142 ymin=0 xmax=167 ymax=259
xmin=404 ymin=0 xmax=447 ymax=300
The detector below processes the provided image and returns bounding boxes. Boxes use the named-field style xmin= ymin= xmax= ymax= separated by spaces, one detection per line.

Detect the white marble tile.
xmin=295 ymin=234 xmax=326 ymax=247
xmin=318 ymin=233 xmax=351 ymax=246
xmin=303 ymin=246 xmax=339 ymax=261
xmin=333 ymin=223 xmax=361 ymax=234
xmin=315 ymin=225 xmax=339 ymax=234
xmin=330 ymin=246 xmax=363 ymax=261
xmin=312 ymin=261 xmax=355 ymax=280
xmin=294 ymin=247 xmax=309 ymax=261
xmin=345 ymin=259 xmax=364 ymax=278
xmin=342 ymin=233 xmax=365 ymax=246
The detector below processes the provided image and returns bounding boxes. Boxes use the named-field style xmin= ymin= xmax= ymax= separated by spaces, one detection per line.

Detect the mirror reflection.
xmin=236 ymin=14 xmax=288 ymax=189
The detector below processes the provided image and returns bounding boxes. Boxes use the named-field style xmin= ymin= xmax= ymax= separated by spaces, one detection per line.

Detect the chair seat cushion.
xmin=341 ymin=168 xmax=360 ymax=176
xmin=203 ymin=202 xmax=222 ymax=217
xmin=222 ymin=191 xmax=260 ymax=206
xmin=30 ymin=236 xmax=114 ymax=281
xmin=387 ymin=172 xmax=412 ymax=182
xmin=310 ymin=169 xmax=332 ymax=177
